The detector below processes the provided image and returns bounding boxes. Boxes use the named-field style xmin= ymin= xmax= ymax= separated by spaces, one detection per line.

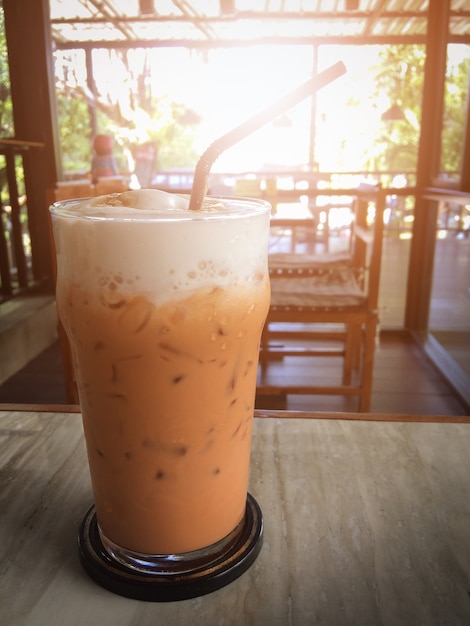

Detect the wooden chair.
xmin=258 ymin=182 xmax=386 ymax=412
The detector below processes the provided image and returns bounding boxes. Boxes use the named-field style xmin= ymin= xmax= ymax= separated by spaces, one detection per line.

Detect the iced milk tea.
xmin=51 ymin=190 xmax=270 ymax=557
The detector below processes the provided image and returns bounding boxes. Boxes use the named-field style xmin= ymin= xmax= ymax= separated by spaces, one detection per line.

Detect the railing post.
xmin=0 ymin=202 xmax=12 ymax=296
xmin=4 ymin=146 xmax=28 ymax=288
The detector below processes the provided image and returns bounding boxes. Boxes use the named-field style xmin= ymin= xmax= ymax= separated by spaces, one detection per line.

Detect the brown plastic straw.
xmin=188 ymin=60 xmax=346 ymax=211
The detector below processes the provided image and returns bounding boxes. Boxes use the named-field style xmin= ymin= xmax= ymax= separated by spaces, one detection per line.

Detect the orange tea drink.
xmin=50 ymin=190 xmax=270 ymax=566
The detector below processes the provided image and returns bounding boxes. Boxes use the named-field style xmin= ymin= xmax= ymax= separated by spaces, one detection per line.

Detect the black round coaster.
xmin=77 ymin=493 xmax=263 ymax=602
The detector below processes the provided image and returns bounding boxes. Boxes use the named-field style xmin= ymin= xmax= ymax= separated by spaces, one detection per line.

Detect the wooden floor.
xmin=256 ymin=331 xmax=469 ymax=416
xmin=0 ymin=332 xmax=468 ymax=416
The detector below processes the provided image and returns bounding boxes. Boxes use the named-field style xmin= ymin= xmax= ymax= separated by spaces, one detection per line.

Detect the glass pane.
xmin=439 ymin=43 xmax=470 ymax=182
xmin=379 ymin=191 xmax=416 ymax=328
xmin=429 ymin=197 xmax=470 ymax=379
xmin=317 ymin=43 xmax=423 ymax=185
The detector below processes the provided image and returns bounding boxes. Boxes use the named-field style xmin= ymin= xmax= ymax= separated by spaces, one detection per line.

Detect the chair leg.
xmin=351 ymin=323 xmax=362 ymax=370
xmin=343 ymin=322 xmax=363 ymax=385
xmin=343 ymin=323 xmax=355 ymax=385
xmin=358 ymin=316 xmax=378 ymax=413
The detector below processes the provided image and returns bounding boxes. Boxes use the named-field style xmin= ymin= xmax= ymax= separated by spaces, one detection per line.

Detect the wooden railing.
xmin=3 ymin=159 xmax=468 ymax=307
xmin=0 ymin=139 xmax=44 ymax=302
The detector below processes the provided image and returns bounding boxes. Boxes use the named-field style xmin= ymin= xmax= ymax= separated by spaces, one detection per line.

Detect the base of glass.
xmin=77 ymin=493 xmax=263 ymax=602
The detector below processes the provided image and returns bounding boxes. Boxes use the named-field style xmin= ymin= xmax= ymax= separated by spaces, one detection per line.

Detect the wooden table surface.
xmin=1 ymin=405 xmax=469 ymax=626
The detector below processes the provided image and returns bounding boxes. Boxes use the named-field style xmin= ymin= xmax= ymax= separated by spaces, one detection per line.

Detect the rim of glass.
xmin=49 ymin=195 xmax=271 ymax=221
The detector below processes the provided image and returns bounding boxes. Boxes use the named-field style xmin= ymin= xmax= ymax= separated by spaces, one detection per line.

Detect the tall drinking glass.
xmin=50 ymin=191 xmax=270 ymax=600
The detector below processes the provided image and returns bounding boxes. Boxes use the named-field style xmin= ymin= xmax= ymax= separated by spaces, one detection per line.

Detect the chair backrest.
xmin=350 ymin=182 xmax=385 ymax=309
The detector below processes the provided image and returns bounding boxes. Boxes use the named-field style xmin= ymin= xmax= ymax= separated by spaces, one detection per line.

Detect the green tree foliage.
xmin=372 ymin=44 xmax=426 ymax=174
xmin=441 ymin=53 xmax=470 ymax=174
xmin=0 ymin=7 xmax=13 ymax=138
xmin=0 ymin=7 xmax=15 ymax=205
xmin=99 ymin=94 xmax=200 ymax=173
xmin=54 ymin=48 xmax=200 ymax=177
xmin=372 ymin=43 xmax=469 ymax=177
xmin=57 ymin=94 xmax=93 ymax=173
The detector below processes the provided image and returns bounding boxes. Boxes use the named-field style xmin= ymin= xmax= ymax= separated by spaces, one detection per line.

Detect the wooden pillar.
xmin=85 ymin=48 xmax=98 ymax=138
xmin=404 ymin=0 xmax=450 ymax=331
xmin=308 ymin=45 xmax=319 ymax=170
xmin=3 ymin=0 xmax=61 ymax=290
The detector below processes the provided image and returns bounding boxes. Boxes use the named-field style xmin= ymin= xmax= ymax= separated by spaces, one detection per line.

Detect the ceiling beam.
xmin=361 ymin=0 xmax=391 ymax=37
xmin=171 ymin=0 xmax=215 ymax=40
xmin=52 ymin=34 xmax=470 ymax=51
xmin=86 ymin=0 xmax=138 ymax=40
xmin=50 ymin=10 xmax=438 ymax=25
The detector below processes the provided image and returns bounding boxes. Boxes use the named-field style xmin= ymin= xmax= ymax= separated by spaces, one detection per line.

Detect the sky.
xmin=57 ymin=41 xmax=469 ymax=174
xmin=139 ymin=43 xmax=385 ymax=172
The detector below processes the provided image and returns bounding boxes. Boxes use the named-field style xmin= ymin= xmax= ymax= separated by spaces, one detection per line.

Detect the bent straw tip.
xmin=326 ymin=60 xmax=347 ymax=80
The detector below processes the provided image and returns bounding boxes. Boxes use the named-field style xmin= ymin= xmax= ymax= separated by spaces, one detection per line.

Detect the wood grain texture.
xmin=1 ymin=410 xmax=469 ymax=625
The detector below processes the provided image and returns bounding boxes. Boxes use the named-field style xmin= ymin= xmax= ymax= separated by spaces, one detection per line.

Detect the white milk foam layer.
xmin=51 ymin=189 xmax=270 ymax=304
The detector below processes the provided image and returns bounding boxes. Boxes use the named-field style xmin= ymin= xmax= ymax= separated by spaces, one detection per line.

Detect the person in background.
xmin=133 ymin=141 xmax=157 ymax=188
xmin=91 ymin=134 xmax=118 ymax=183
